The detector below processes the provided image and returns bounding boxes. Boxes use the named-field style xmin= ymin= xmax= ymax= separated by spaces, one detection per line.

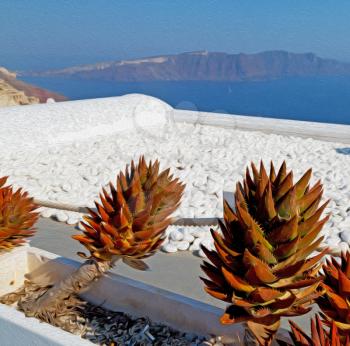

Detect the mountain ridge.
xmin=23 ymin=50 xmax=350 ymax=82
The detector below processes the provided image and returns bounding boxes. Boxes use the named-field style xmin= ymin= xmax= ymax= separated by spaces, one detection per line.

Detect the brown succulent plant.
xmin=284 ymin=315 xmax=349 ymax=346
xmin=73 ymin=155 xmax=185 ymax=262
xmin=316 ymin=251 xmax=350 ymax=338
xmin=200 ymin=161 xmax=330 ymax=345
xmin=14 ymin=156 xmax=185 ymax=325
xmin=0 ymin=176 xmax=39 ymax=251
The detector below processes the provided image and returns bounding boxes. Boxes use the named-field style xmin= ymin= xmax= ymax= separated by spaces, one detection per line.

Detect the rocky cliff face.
xmin=28 ymin=51 xmax=350 ymax=82
xmin=0 ymin=67 xmax=67 ymax=107
xmin=0 ymin=79 xmax=39 ymax=106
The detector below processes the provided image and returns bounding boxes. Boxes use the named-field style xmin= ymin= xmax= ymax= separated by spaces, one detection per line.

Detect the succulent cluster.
xmin=73 ymin=156 xmax=185 ymax=261
xmin=0 ymin=176 xmax=38 ymax=251
xmin=3 ymin=155 xmax=350 ymax=346
xmin=201 ymin=162 xmax=330 ymax=344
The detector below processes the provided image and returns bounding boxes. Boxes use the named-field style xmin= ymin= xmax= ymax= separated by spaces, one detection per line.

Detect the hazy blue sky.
xmin=1 ymin=1 xmax=349 ymax=70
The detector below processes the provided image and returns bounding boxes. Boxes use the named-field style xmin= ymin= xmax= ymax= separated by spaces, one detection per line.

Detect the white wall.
xmin=0 ymin=304 xmax=91 ymax=346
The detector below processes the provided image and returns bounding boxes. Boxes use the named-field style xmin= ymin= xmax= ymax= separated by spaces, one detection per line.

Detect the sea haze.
xmin=21 ymin=76 xmax=350 ymax=125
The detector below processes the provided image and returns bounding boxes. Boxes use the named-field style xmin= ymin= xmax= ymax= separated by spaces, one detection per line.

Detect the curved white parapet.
xmin=174 ymin=109 xmax=350 ymax=144
xmin=0 ymin=94 xmax=173 ymax=152
xmin=1 ymin=93 xmax=349 ymax=153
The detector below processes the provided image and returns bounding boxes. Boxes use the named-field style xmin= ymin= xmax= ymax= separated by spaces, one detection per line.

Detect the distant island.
xmin=23 ymin=50 xmax=350 ymax=82
xmin=0 ymin=67 xmax=67 ymax=107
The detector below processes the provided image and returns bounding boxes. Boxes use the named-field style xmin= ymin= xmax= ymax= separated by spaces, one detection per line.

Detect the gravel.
xmin=1 ymin=103 xmax=349 ymax=255
xmin=77 ymin=302 xmax=209 ymax=346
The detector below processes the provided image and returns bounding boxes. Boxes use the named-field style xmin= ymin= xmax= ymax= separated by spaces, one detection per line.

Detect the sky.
xmin=1 ymin=1 xmax=350 ymax=71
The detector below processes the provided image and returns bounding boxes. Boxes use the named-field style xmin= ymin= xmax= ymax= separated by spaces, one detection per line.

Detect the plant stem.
xmin=19 ymin=259 xmax=111 ymax=317
xmin=246 ymin=318 xmax=281 ymax=346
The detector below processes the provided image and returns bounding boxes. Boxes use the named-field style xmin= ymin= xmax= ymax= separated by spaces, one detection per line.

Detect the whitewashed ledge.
xmin=0 ymin=94 xmax=349 ymax=150
xmin=0 ymin=304 xmax=92 ymax=346
xmin=0 ymin=94 xmax=171 ymax=152
xmin=173 ymin=109 xmax=350 ymax=144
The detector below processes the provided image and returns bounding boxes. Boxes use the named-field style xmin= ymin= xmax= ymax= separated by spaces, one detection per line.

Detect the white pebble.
xmin=341 ymin=218 xmax=350 ymax=225
xmin=201 ymin=231 xmax=213 ymax=240
xmin=189 ymin=238 xmax=202 ymax=251
xmin=183 ymin=233 xmax=195 ymax=243
xmin=61 ymin=183 xmax=71 ymax=192
xmin=340 ymin=242 xmax=349 ymax=253
xmin=341 ymin=231 xmax=350 ymax=243
xmin=52 ymin=185 xmax=61 ymax=193
xmin=55 ymin=211 xmax=68 ymax=223
xmin=41 ymin=208 xmax=53 ymax=218
xmin=67 ymin=216 xmax=79 ymax=225
xmin=339 ymin=210 xmax=347 ymax=219
xmin=169 ymin=230 xmax=183 ymax=241
xmin=177 ymin=240 xmax=190 ymax=251
xmin=201 ymin=239 xmax=214 ymax=250
xmin=162 ymin=243 xmax=178 ymax=253
xmin=327 ymin=237 xmax=340 ymax=248
xmin=190 ymin=229 xmax=206 ymax=238
xmin=332 ymin=215 xmax=343 ymax=223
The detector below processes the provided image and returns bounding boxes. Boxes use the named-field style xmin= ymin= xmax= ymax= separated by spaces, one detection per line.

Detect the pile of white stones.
xmin=162 ymin=226 xmax=214 ymax=257
xmin=1 ymin=115 xmax=349 ymax=256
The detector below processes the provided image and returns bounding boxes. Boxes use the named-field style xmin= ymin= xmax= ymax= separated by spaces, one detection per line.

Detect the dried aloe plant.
xmin=4 ymin=156 xmax=184 ymax=329
xmin=0 ymin=176 xmax=39 ymax=251
xmin=316 ymin=251 xmax=350 ymax=339
xmin=201 ymin=161 xmax=329 ymax=345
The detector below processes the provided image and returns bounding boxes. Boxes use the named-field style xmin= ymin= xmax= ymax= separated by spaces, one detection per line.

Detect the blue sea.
xmin=21 ymin=76 xmax=350 ymax=125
